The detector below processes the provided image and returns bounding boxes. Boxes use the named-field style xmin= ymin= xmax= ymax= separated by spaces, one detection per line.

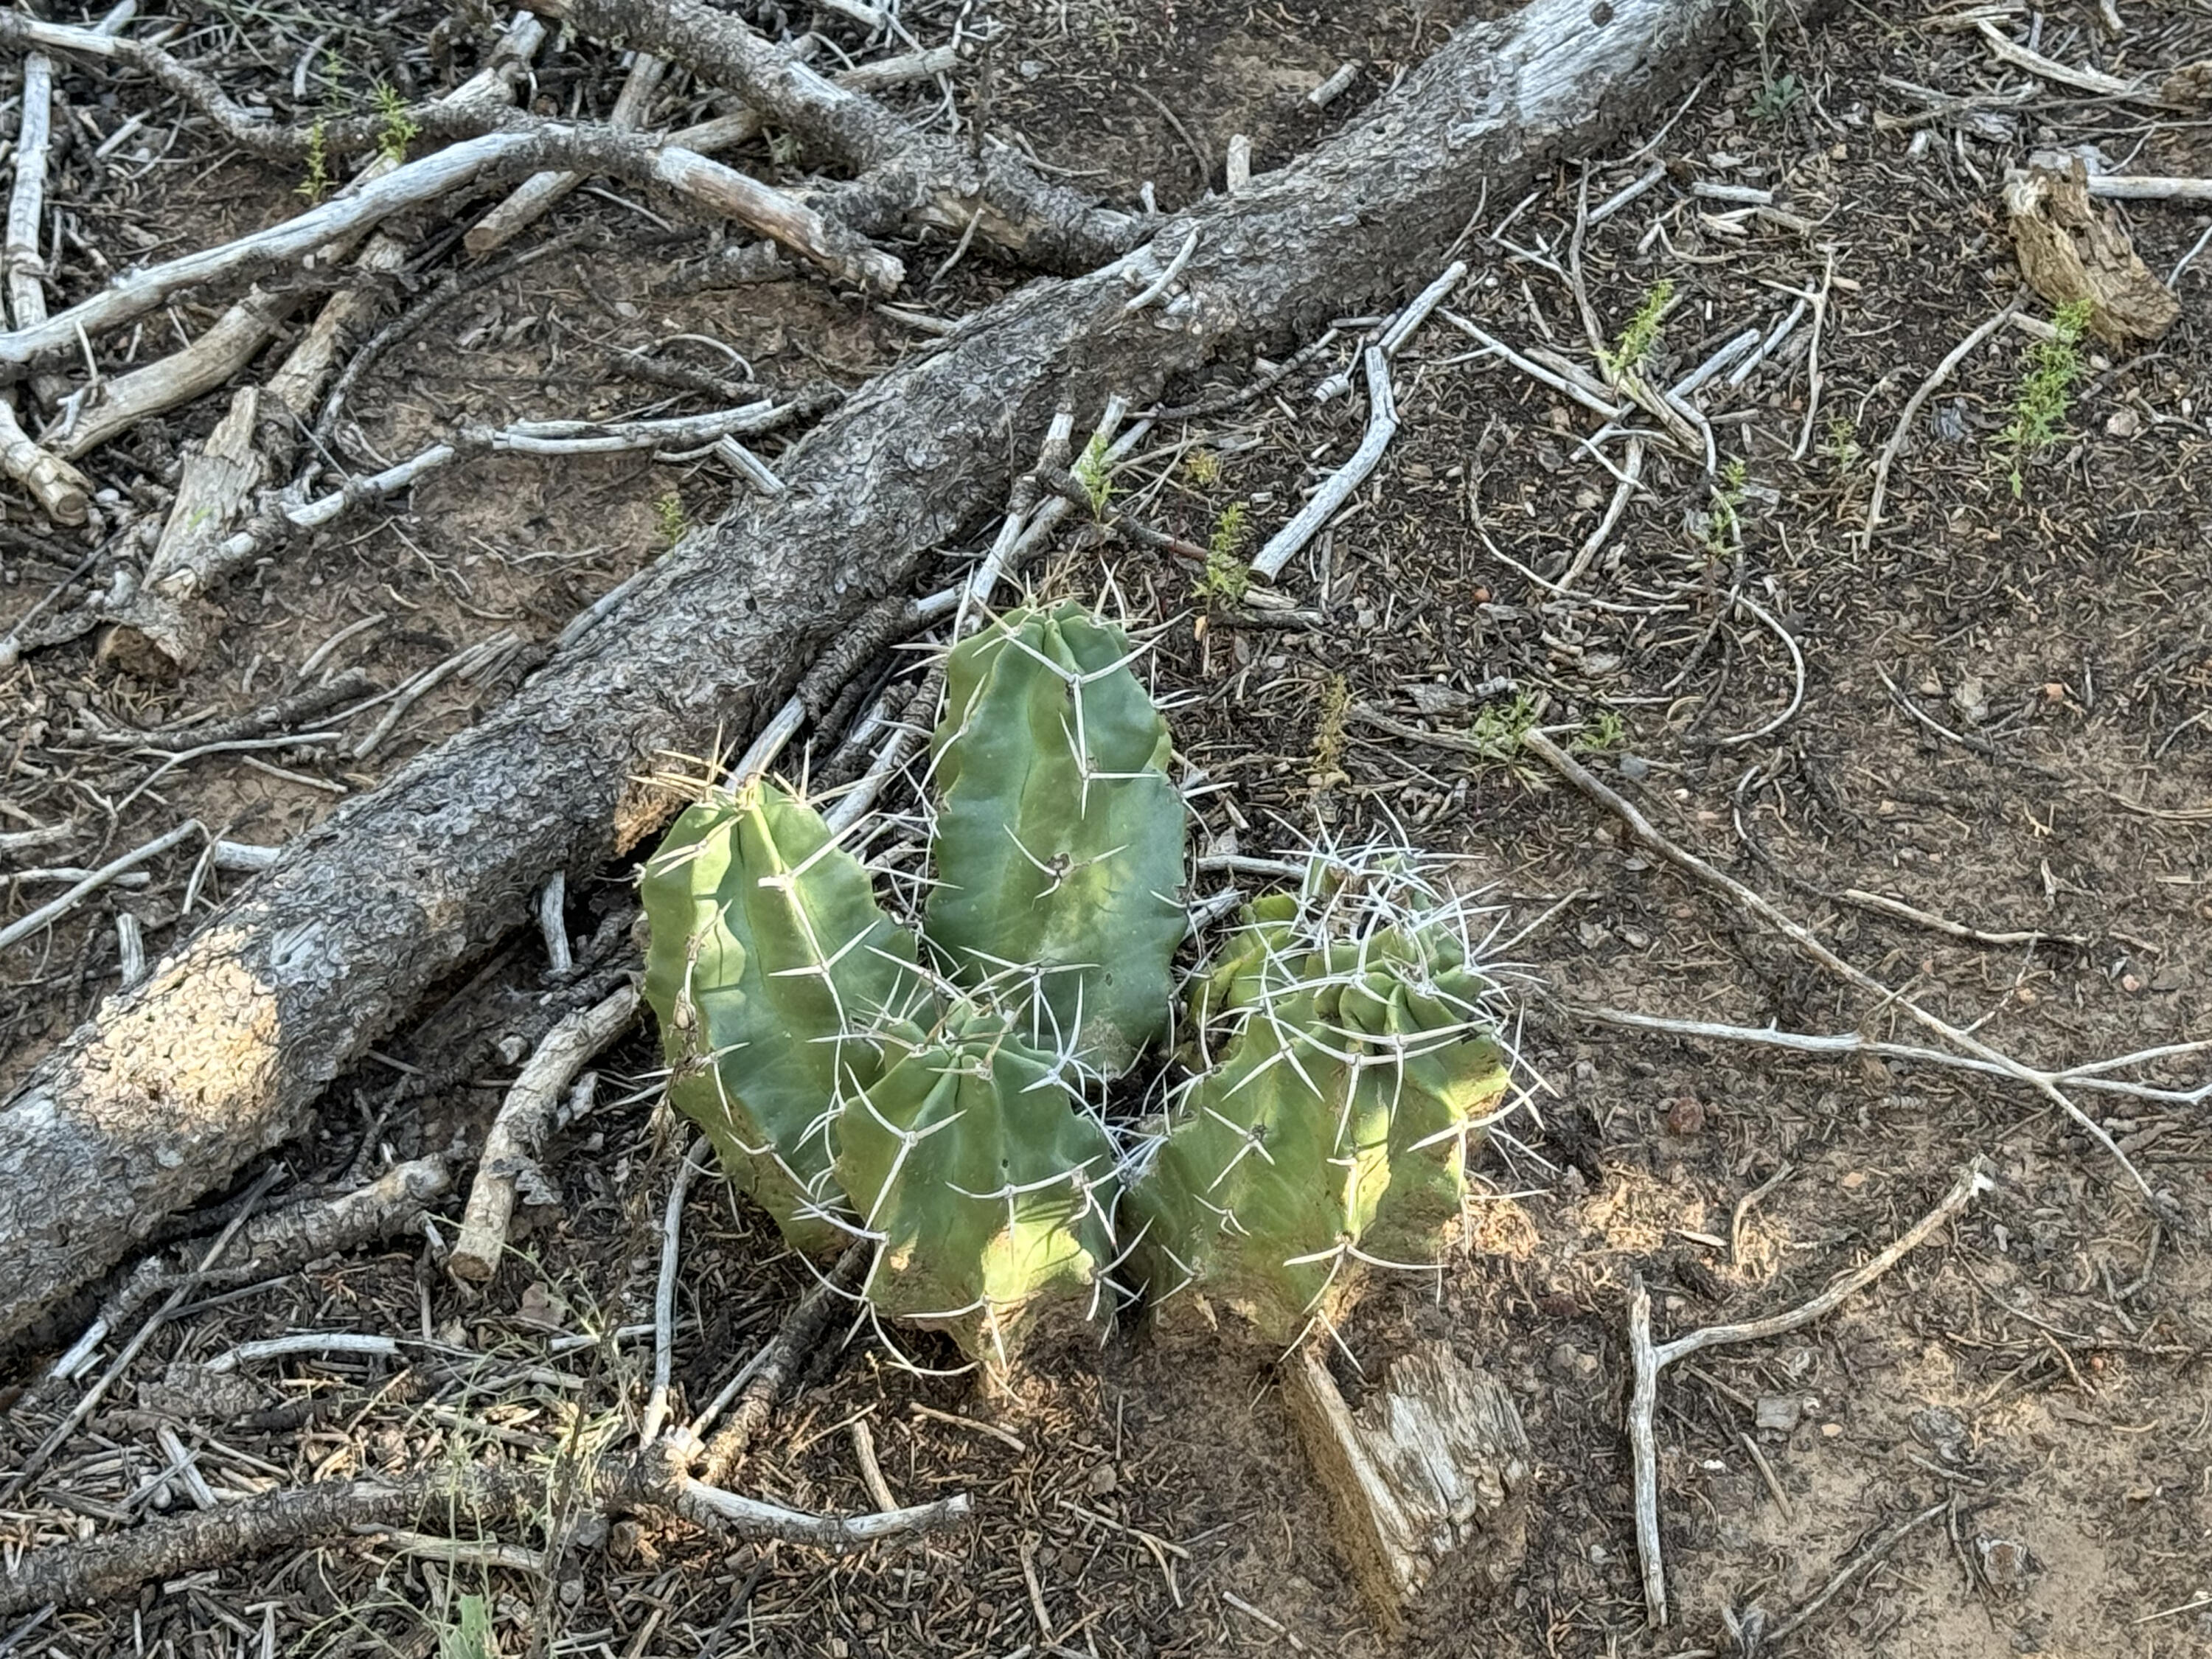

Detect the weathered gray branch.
xmin=516 ymin=0 xmax=1142 ymax=269
xmin=0 ymin=1448 xmax=966 ymax=1616
xmin=0 ymin=0 xmax=1765 ymax=1346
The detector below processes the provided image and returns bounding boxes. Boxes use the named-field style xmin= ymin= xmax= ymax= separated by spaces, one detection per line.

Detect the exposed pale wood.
xmin=52 ymin=288 xmax=303 ymax=461
xmin=45 ymin=15 xmax=544 ymax=459
xmin=0 ymin=1448 xmax=967 ymax=1616
xmin=0 ymin=392 xmax=90 ymax=524
xmin=0 ymin=0 xmax=1783 ymax=1346
xmin=2006 ymin=159 xmax=2180 ymax=343
xmin=94 ymin=391 xmax=263 ymax=675
xmin=467 ymin=52 xmax=670 ymax=256
xmin=448 ymin=983 xmax=640 ymax=1281
xmin=0 ymin=122 xmax=896 ymax=375
xmin=1281 ymin=1341 xmax=1531 ymax=1632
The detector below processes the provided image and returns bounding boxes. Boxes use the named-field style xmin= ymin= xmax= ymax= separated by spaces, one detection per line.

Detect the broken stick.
xmin=448 ymin=982 xmax=641 ymax=1281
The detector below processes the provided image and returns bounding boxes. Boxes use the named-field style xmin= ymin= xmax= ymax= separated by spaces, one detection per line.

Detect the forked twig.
xmin=1627 ymin=1162 xmax=1989 ymax=1624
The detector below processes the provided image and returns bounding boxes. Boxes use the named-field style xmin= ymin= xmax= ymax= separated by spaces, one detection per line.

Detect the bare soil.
xmin=4 ymin=0 xmax=2211 ymax=1655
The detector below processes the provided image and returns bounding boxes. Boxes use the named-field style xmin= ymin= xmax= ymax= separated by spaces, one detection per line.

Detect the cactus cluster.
xmin=1128 ymin=874 xmax=1512 ymax=1346
xmin=642 ymin=601 xmax=1514 ymax=1371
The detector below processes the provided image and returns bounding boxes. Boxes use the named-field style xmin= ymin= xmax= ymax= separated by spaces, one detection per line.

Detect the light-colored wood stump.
xmin=1282 ymin=1340 xmax=1531 ymax=1634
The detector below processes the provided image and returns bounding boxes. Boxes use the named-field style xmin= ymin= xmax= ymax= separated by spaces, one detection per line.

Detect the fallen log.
xmin=0 ymin=0 xmax=1766 ymax=1347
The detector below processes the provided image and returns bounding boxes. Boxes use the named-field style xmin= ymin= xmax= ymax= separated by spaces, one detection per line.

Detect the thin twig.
xmin=0 ymin=820 xmax=202 ymax=954
xmin=641 ymin=1134 xmax=707 ymax=1447
xmin=1252 ymin=347 xmax=1397 ymax=580
xmin=1863 ymin=295 xmax=2021 ymax=546
xmin=1627 ymin=1164 xmax=1989 ymax=1624
xmin=449 ymin=984 xmax=641 ymax=1281
xmin=1761 ymin=1499 xmax=1950 ymax=1644
xmin=1 ymin=1168 xmax=282 ymax=1505
xmin=1568 ymin=1006 xmax=2210 ymax=1107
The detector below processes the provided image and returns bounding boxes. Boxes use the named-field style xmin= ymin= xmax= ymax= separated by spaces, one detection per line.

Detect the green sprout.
xmin=1752 ymin=72 xmax=1804 ymax=122
xmin=1183 ymin=448 xmax=1223 ymax=487
xmin=1818 ymin=413 xmax=1862 ymax=470
xmin=653 ymin=492 xmax=688 ymax=544
xmin=296 ymin=118 xmax=330 ymax=203
xmin=1572 ymin=709 xmax=1628 ymax=754
xmin=1194 ymin=502 xmax=1251 ymax=605
xmin=1604 ymin=279 xmax=1674 ymax=380
xmin=2000 ymin=299 xmax=2093 ymax=498
xmin=1746 ymin=0 xmax=1802 ymax=122
xmin=372 ymin=82 xmax=420 ymax=165
xmin=1073 ymin=433 xmax=1113 ymax=514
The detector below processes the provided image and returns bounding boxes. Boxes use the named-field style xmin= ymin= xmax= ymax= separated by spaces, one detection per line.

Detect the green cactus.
xmin=927 ymin=603 xmax=1186 ymax=1077
xmin=1129 ymin=900 xmax=1509 ymax=1345
xmin=640 ymin=603 xmax=1517 ymax=1374
xmin=639 ymin=779 xmax=924 ymax=1256
xmin=833 ymin=1002 xmax=1123 ymax=1367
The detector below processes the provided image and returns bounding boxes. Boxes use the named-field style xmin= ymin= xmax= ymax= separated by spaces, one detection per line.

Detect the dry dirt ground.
xmin=4 ymin=0 xmax=2211 ymax=1655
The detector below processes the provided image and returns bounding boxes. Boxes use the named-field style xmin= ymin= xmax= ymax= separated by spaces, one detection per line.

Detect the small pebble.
xmin=1755 ymin=1396 xmax=1801 ymax=1433
xmin=1978 ymin=1536 xmax=2033 ymax=1592
xmin=1666 ymin=1095 xmax=1705 ymax=1135
xmin=1617 ymin=754 xmax=1650 ymax=781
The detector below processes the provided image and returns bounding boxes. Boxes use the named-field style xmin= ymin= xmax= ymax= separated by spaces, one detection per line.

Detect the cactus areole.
xmin=640 ymin=603 xmax=1513 ymax=1369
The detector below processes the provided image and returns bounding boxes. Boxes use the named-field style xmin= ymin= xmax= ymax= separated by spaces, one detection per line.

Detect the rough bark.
xmin=0 ymin=0 xmax=1756 ymax=1345
xmin=1281 ymin=1343 xmax=1532 ymax=1634
xmin=0 ymin=1450 xmax=966 ymax=1615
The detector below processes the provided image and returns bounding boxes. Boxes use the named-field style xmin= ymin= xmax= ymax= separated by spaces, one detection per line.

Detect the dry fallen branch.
xmin=517 ymin=0 xmax=1140 ymax=269
xmin=1568 ymin=1006 xmax=2212 ymax=1107
xmin=1252 ymin=347 xmax=1399 ymax=580
xmin=0 ymin=0 xmax=1793 ymax=1345
xmin=0 ymin=122 xmax=897 ymax=375
xmin=692 ymin=1242 xmax=872 ymax=1488
xmin=48 ymin=13 xmax=550 ymax=467
xmin=2006 ymin=159 xmax=2180 ymax=344
xmin=44 ymin=1155 xmax=456 ymax=1390
xmin=0 ymin=1446 xmax=967 ymax=1617
xmin=0 ymin=395 xmax=90 ymax=524
xmin=1627 ymin=1162 xmax=1990 ymax=1624
xmin=105 ymin=396 xmax=825 ymax=672
xmin=1862 ymin=294 xmax=2022 ymax=545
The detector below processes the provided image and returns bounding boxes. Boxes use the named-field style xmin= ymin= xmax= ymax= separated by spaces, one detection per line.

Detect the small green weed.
xmin=373 ymin=82 xmax=420 ymax=165
xmin=1571 ymin=709 xmax=1628 ymax=754
xmin=1752 ymin=72 xmax=1803 ymax=122
xmin=2000 ymin=299 xmax=2092 ymax=498
xmin=1310 ymin=673 xmax=1351 ymax=783
xmin=1088 ymin=4 xmax=1133 ymax=55
xmin=1182 ymin=448 xmax=1223 ymax=488
xmin=438 ymin=1595 xmax=498 ymax=1659
xmin=1194 ymin=503 xmax=1250 ymax=605
xmin=1746 ymin=0 xmax=1801 ymax=122
xmin=1073 ymin=434 xmax=1113 ymax=514
xmin=1604 ymin=279 xmax=1674 ymax=380
xmin=654 ymin=492 xmax=688 ymax=544
xmin=296 ymin=119 xmax=331 ymax=202
xmin=1818 ymin=413 xmax=1862 ymax=470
